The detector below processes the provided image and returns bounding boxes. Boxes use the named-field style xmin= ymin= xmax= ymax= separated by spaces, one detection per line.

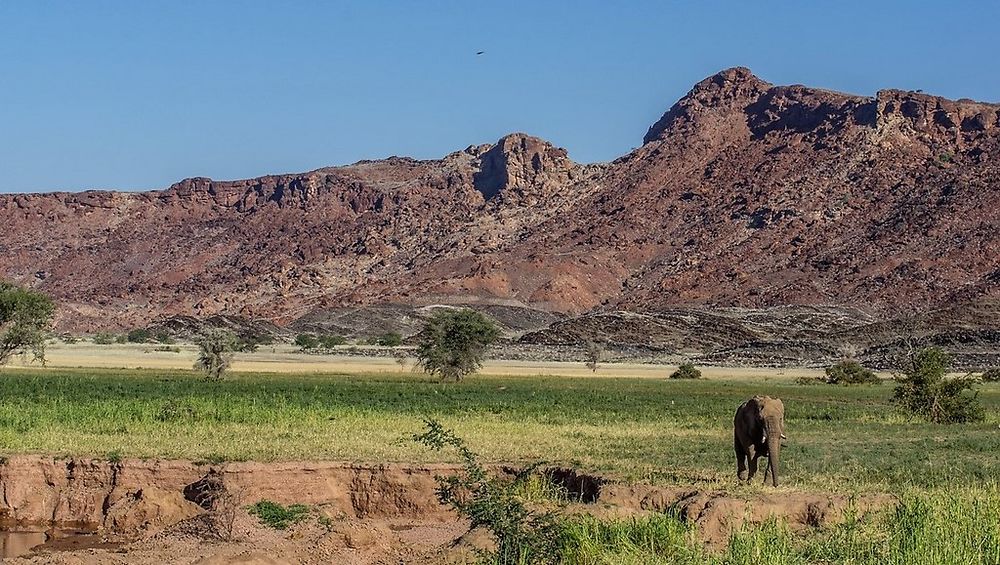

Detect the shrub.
xmin=669 ymin=363 xmax=702 ymax=380
xmin=114 ymin=334 xmax=128 ymax=344
xmin=892 ymin=347 xmax=983 ymax=424
xmin=824 ymin=360 xmax=880 ymax=385
xmin=374 ymin=332 xmax=403 ymax=347
xmin=194 ymin=330 xmax=237 ymax=380
xmin=318 ymin=334 xmax=346 ymax=348
xmin=981 ymin=368 xmax=1000 ymax=382
xmin=294 ymin=333 xmax=319 ymax=350
xmin=126 ymin=328 xmax=152 ymax=343
xmin=794 ymin=376 xmax=823 ymax=386
xmin=247 ymin=500 xmax=309 ymax=530
xmin=154 ymin=331 xmax=175 ymax=344
xmin=414 ymin=419 xmax=561 ymax=564
xmin=0 ymin=282 xmax=55 ymax=366
xmin=416 ymin=309 xmax=500 ymax=382
xmin=92 ymin=332 xmax=115 ymax=345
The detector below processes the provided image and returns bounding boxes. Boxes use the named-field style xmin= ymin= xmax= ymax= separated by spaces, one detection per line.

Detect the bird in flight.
xmin=476 ymin=51 xmax=485 ymax=55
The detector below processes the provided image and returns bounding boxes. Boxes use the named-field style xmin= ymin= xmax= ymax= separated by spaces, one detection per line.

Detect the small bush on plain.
xmin=294 ymin=333 xmax=319 ymax=350
xmin=92 ymin=332 xmax=115 ymax=345
xmin=825 ymin=360 xmax=880 ymax=385
xmin=126 ymin=328 xmax=152 ymax=343
xmin=374 ymin=332 xmax=403 ymax=347
xmin=318 ymin=334 xmax=346 ymax=348
xmin=669 ymin=363 xmax=702 ymax=380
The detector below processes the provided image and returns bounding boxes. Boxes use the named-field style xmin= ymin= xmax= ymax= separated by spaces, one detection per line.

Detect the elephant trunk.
xmin=765 ymin=418 xmax=781 ymax=487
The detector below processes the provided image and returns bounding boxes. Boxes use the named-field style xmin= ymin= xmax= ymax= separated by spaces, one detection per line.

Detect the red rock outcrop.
xmin=1 ymin=68 xmax=998 ymax=330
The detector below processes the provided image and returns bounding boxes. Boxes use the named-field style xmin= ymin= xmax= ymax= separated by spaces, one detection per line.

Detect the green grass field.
xmin=2 ymin=367 xmax=999 ymax=563
xmin=0 ymin=367 xmax=997 ymax=492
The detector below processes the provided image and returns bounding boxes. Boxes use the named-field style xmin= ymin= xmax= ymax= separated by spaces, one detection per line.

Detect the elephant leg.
xmin=746 ymin=446 xmax=759 ymax=482
xmin=735 ymin=437 xmax=747 ymax=481
xmin=762 ymin=458 xmax=772 ymax=484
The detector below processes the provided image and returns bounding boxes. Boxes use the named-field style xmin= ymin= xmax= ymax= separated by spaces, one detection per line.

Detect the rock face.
xmin=1 ymin=67 xmax=998 ymax=331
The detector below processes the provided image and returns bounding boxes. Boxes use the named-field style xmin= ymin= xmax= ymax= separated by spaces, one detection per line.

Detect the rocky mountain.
xmin=1 ymin=67 xmax=998 ymax=333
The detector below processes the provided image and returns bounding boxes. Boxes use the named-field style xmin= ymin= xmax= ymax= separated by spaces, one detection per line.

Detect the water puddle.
xmin=0 ymin=528 xmax=113 ymax=559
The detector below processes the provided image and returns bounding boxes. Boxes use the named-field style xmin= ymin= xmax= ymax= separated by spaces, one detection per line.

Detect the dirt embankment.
xmin=0 ymin=457 xmax=892 ymax=563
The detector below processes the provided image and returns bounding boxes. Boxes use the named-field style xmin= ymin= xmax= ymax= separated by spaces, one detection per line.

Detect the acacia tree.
xmin=0 ymin=282 xmax=55 ymax=366
xmin=194 ymin=329 xmax=238 ymax=380
xmin=415 ymin=309 xmax=500 ymax=382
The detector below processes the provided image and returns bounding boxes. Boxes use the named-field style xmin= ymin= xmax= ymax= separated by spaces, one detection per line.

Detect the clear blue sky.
xmin=2 ymin=1 xmax=997 ymax=193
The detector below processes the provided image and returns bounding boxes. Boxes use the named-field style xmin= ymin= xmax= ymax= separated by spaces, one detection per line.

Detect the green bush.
xmin=319 ymin=334 xmax=347 ymax=348
xmin=415 ymin=419 xmax=561 ymax=564
xmin=294 ymin=333 xmax=319 ymax=350
xmin=669 ymin=363 xmax=702 ymax=380
xmin=374 ymin=332 xmax=403 ymax=347
xmin=127 ymin=328 xmax=152 ymax=343
xmin=825 ymin=360 xmax=880 ymax=385
xmin=92 ymin=332 xmax=116 ymax=345
xmin=154 ymin=331 xmax=175 ymax=344
xmin=247 ymin=500 xmax=310 ymax=530
xmin=892 ymin=347 xmax=983 ymax=424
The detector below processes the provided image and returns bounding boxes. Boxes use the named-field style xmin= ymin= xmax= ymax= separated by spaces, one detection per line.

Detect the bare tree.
xmin=584 ymin=340 xmax=605 ymax=373
xmin=194 ymin=329 xmax=237 ymax=380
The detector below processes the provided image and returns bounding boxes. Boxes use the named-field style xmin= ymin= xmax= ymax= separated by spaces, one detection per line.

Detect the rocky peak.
xmin=472 ymin=133 xmax=579 ymax=204
xmin=875 ymin=89 xmax=999 ymax=136
xmin=643 ymin=67 xmax=772 ymax=144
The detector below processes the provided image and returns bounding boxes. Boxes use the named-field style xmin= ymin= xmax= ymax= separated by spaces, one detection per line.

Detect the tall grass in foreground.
xmin=553 ymin=485 xmax=1000 ymax=565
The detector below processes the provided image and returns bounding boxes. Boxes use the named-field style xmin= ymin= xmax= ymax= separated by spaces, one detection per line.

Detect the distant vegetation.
xmin=584 ymin=340 xmax=604 ymax=373
xmin=893 ymin=347 xmax=983 ymax=424
xmin=318 ymin=334 xmax=346 ymax=348
xmin=824 ymin=360 xmax=880 ymax=385
xmin=372 ymin=332 xmax=403 ymax=347
xmin=0 ymin=281 xmax=54 ymax=366
xmin=415 ymin=309 xmax=500 ymax=382
xmin=127 ymin=328 xmax=152 ymax=343
xmin=294 ymin=333 xmax=320 ymax=350
xmin=194 ymin=330 xmax=237 ymax=380
xmin=669 ymin=363 xmax=702 ymax=380
xmin=92 ymin=332 xmax=116 ymax=345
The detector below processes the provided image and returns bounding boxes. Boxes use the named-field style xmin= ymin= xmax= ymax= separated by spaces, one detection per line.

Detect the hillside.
xmin=1 ymin=67 xmax=998 ymax=332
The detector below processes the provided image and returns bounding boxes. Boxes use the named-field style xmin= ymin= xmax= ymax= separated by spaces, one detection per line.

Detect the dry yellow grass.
xmin=22 ymin=342 xmax=843 ymax=380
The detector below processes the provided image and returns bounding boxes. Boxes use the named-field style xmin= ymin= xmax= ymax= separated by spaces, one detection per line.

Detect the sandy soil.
xmin=12 ymin=343 xmax=842 ymax=380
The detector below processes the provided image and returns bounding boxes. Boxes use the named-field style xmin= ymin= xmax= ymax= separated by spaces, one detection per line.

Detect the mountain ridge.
xmin=2 ymin=67 xmax=998 ymax=331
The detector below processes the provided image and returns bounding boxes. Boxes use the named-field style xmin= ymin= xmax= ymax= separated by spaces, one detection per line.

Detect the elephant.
xmin=733 ymin=395 xmax=785 ymax=486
